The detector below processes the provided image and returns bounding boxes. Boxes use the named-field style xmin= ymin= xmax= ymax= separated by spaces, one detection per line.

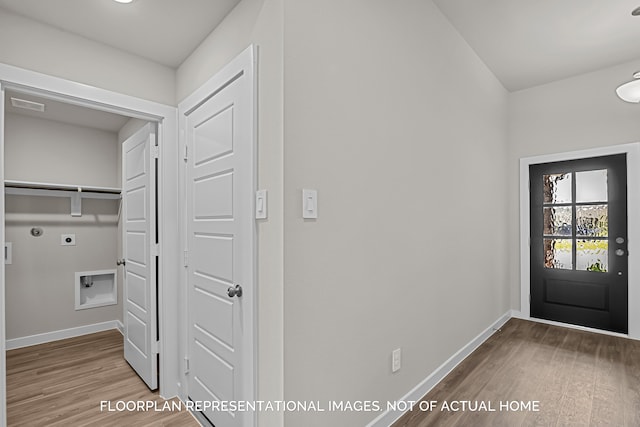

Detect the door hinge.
xmin=151 ymin=145 xmax=160 ymax=159
xmin=152 ymin=340 xmax=160 ymax=354
xmin=183 ymin=250 xmax=188 ymax=268
xmin=151 ymin=243 xmax=160 ymax=257
xmin=184 ymin=356 xmax=190 ymax=375
xmin=183 ymin=144 xmax=188 ymax=162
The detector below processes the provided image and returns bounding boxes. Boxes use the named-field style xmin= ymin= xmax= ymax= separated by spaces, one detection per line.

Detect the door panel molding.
xmin=178 ymin=45 xmax=257 ymax=427
xmin=520 ymin=143 xmax=640 ymax=339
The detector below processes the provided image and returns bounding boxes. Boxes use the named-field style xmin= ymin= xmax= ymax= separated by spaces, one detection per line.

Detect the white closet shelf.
xmin=4 ymin=179 xmax=121 ymax=196
xmin=4 ymin=180 xmax=121 ymax=217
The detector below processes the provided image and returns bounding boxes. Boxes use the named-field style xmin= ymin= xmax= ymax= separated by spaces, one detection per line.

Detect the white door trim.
xmin=0 ymin=63 xmax=180 ymax=427
xmin=0 ymin=84 xmax=6 ymax=427
xmin=519 ymin=142 xmax=640 ymax=340
xmin=178 ymin=45 xmax=257 ymax=424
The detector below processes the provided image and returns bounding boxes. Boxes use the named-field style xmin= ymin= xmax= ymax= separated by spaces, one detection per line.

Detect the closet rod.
xmin=4 ymin=179 xmax=121 ymax=198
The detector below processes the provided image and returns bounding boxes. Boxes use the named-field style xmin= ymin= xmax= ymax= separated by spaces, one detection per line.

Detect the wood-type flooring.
xmin=394 ymin=318 xmax=640 ymax=427
xmin=6 ymin=329 xmax=200 ymax=426
xmin=8 ymin=319 xmax=640 ymax=426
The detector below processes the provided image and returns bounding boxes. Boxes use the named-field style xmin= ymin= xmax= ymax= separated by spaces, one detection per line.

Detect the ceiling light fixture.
xmin=113 ymin=0 xmax=133 ymax=3
xmin=616 ymin=72 xmax=640 ymax=103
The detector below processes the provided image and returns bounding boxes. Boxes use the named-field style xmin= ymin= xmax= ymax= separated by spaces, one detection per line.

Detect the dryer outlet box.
xmin=61 ymin=234 xmax=76 ymax=246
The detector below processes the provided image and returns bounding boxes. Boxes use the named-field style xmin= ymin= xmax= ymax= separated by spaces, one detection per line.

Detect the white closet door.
xmin=122 ymin=123 xmax=158 ymax=390
xmin=184 ymin=47 xmax=255 ymax=427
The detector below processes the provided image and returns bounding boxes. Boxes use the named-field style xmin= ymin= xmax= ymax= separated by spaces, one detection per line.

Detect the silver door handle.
xmin=227 ymin=284 xmax=243 ymax=298
xmin=116 ymin=259 xmax=126 ymax=266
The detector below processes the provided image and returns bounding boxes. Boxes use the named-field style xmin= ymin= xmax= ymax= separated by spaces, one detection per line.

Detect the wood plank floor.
xmin=394 ymin=318 xmax=640 ymax=427
xmin=6 ymin=329 xmax=201 ymax=427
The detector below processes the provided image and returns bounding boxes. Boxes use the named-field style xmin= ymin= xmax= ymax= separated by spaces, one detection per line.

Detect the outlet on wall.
xmin=392 ymin=348 xmax=401 ymax=373
xmin=61 ymin=234 xmax=76 ymax=246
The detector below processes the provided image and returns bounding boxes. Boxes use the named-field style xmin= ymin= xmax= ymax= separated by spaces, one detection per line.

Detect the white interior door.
xmin=184 ymin=48 xmax=255 ymax=427
xmin=122 ymin=123 xmax=158 ymax=390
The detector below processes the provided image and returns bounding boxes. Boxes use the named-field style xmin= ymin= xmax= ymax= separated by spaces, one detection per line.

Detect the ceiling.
xmin=0 ymin=1 xmax=638 ymax=92
xmin=0 ymin=0 xmax=241 ymax=68
xmin=433 ymin=0 xmax=640 ymax=91
xmin=5 ymin=90 xmax=130 ymax=132
xmin=0 ymin=0 xmax=243 ymax=131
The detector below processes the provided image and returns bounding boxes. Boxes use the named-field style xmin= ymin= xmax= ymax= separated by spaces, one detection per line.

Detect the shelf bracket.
xmin=70 ymin=192 xmax=82 ymax=217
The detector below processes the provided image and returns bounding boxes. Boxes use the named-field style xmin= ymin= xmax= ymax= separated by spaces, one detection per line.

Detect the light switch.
xmin=302 ymin=189 xmax=318 ymax=219
xmin=4 ymin=242 xmax=12 ymax=265
xmin=256 ymin=190 xmax=267 ymax=219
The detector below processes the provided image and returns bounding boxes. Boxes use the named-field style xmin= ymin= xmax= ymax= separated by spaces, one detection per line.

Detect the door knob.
xmin=116 ymin=259 xmax=126 ymax=266
xmin=227 ymin=284 xmax=243 ymax=298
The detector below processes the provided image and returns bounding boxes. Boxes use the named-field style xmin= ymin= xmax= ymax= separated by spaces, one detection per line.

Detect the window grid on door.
xmin=542 ymin=170 xmax=609 ymax=272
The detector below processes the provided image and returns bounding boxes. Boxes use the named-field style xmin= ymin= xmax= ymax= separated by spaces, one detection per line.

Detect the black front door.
xmin=530 ymin=154 xmax=628 ymax=333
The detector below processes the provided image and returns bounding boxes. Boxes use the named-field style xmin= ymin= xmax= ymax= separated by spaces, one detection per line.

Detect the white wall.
xmin=4 ymin=113 xmax=120 ymax=340
xmin=283 ymin=1 xmax=509 ymax=425
xmin=176 ymin=1 xmax=284 ymax=426
xmin=5 ymin=114 xmax=118 ymax=187
xmin=507 ymin=58 xmax=640 ymax=309
xmin=0 ymin=8 xmax=175 ymax=106
xmin=5 ymin=197 xmax=119 ymax=339
xmin=118 ymin=118 xmax=150 ymax=145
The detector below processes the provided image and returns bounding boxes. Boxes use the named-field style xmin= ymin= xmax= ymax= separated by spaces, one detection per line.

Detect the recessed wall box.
xmin=75 ymin=269 xmax=117 ymax=310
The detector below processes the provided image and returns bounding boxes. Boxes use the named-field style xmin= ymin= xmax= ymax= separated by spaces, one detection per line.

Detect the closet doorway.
xmin=3 ymin=89 xmax=159 ymax=386
xmin=0 ymin=65 xmax=180 ymax=424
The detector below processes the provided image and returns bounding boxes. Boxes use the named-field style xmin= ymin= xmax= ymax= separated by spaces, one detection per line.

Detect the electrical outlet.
xmin=61 ymin=234 xmax=76 ymax=246
xmin=392 ymin=348 xmax=401 ymax=373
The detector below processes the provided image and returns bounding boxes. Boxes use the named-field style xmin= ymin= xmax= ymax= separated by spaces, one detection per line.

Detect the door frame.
xmin=177 ymin=45 xmax=257 ymax=423
xmin=519 ymin=142 xmax=640 ymax=339
xmin=0 ymin=63 xmax=180 ymax=427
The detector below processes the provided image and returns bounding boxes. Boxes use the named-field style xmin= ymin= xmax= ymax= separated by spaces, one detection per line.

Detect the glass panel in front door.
xmin=542 ymin=169 xmax=608 ymax=273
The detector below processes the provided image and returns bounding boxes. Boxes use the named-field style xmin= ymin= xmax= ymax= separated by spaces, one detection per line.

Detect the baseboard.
xmin=366 ymin=311 xmax=512 ymax=427
xmin=511 ymin=309 xmax=631 ymax=340
xmin=510 ymin=309 xmax=524 ymax=319
xmin=6 ymin=320 xmax=123 ymax=350
xmin=188 ymin=406 xmax=209 ymax=427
